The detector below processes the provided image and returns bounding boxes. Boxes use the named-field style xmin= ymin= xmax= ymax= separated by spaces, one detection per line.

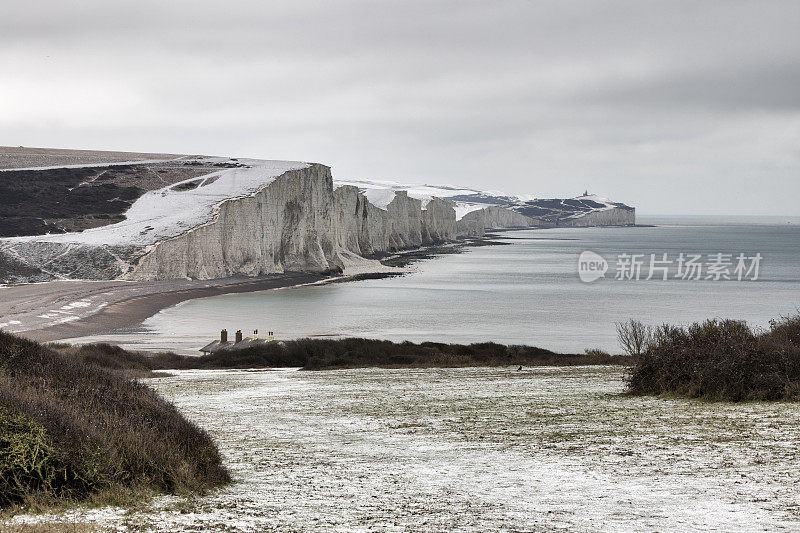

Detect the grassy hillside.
xmin=0 ymin=332 xmax=229 ymax=509
xmin=623 ymin=313 xmax=800 ymax=401
xmin=52 ymin=338 xmax=623 ymax=372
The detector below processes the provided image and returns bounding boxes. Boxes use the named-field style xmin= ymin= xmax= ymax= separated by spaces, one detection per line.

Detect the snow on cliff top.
xmin=4 ymin=158 xmax=309 ymax=247
xmin=560 ymin=194 xmax=622 ymax=219
xmin=334 ymin=178 xmax=479 ymax=208
xmin=335 ymin=180 xmax=630 ymax=222
xmin=1 ymin=151 xmax=629 ymax=251
xmin=572 ymin=194 xmax=615 ymax=206
xmin=333 ymin=178 xmax=510 ymax=217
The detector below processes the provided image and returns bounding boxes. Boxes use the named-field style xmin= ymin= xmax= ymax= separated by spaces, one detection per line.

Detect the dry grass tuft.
xmin=0 ymin=332 xmax=230 ymax=510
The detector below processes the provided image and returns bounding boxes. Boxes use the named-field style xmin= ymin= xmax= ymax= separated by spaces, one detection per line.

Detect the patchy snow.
xmin=333 ymin=178 xmax=462 ymax=209
xmin=555 ymin=195 xmax=622 ymax=220
xmin=3 ymin=158 xmax=309 ymax=247
xmin=332 ymin=179 xmax=628 ymax=223
xmin=454 ymin=202 xmax=491 ymax=219
xmin=575 ymin=194 xmax=614 ymax=204
xmin=60 ymin=300 xmax=93 ymax=310
xmin=15 ymin=366 xmax=800 ymax=531
xmin=334 ymin=178 xmax=517 ymax=218
xmin=571 ymin=194 xmax=619 ymax=212
xmin=0 ymin=157 xmax=628 ymax=258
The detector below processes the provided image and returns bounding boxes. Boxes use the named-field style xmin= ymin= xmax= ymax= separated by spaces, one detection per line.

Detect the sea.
xmin=75 ymin=215 xmax=800 ymax=354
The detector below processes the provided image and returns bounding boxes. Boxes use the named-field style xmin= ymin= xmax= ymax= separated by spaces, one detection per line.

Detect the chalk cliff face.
xmin=421 ymin=198 xmax=457 ymax=244
xmin=456 ymin=209 xmax=487 ymax=237
xmin=483 ymin=207 xmax=539 ymax=231
xmin=558 ymin=206 xmax=635 ymax=227
xmin=130 ymin=176 xmax=536 ymax=279
xmin=0 ymin=149 xmax=636 ymax=283
xmin=336 ymin=179 xmax=635 ymax=232
xmin=332 ymin=187 xmax=459 ymax=255
xmin=386 ymin=192 xmax=423 ymax=251
xmin=456 ymin=206 xmax=537 ymax=237
xmin=332 ymin=184 xmax=387 ymax=256
xmin=130 ymin=164 xmax=341 ymax=280
xmin=0 ymin=165 xmax=563 ymax=282
xmin=333 ymin=185 xmax=367 ymax=256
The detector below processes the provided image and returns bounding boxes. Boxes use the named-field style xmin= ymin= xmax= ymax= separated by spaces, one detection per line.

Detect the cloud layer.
xmin=2 ymin=0 xmax=799 ymax=215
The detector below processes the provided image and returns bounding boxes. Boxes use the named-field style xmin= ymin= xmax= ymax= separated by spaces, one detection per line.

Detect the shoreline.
xmin=1 ymin=272 xmax=330 ymax=343
xmin=0 ymin=236 xmax=500 ymax=344
xmin=0 ymin=226 xmax=651 ymax=346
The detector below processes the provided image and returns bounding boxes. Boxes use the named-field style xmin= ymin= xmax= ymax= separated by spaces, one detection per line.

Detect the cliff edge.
xmin=0 ymin=148 xmax=635 ymax=283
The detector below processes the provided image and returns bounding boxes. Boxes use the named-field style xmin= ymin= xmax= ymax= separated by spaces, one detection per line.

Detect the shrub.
xmin=58 ymin=338 xmax=623 ymax=372
xmin=615 ymin=319 xmax=653 ymax=357
xmin=0 ymin=332 xmax=229 ymax=507
xmin=624 ymin=314 xmax=800 ymax=401
xmin=0 ymin=404 xmax=79 ymax=506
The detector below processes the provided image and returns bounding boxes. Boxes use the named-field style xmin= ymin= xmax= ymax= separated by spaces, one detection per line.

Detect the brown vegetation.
xmin=52 ymin=338 xmax=624 ymax=373
xmin=0 ymin=332 xmax=229 ymax=509
xmin=622 ymin=313 xmax=800 ymax=400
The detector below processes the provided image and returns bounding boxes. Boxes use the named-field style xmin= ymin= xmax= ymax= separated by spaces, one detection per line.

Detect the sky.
xmin=1 ymin=1 xmax=799 ymax=215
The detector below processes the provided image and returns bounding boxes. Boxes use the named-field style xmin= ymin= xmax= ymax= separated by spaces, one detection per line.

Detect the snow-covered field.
xmin=13 ymin=366 xmax=800 ymax=531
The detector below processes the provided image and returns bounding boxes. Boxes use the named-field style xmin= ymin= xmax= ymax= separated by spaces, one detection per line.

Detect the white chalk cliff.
xmin=0 ymin=158 xmax=634 ymax=282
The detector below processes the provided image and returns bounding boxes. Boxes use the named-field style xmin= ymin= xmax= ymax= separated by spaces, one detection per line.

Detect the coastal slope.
xmin=334 ymin=179 xmax=635 ymax=232
xmin=0 ymin=147 xmax=635 ymax=283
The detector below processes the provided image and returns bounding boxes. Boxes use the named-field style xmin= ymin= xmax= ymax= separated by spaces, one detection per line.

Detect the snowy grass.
xmin=13 ymin=366 xmax=800 ymax=531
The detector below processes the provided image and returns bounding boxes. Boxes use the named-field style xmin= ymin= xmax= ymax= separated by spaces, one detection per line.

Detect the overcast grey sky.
xmin=1 ymin=1 xmax=798 ymax=215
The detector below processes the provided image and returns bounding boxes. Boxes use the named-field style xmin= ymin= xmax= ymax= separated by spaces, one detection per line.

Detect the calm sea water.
xmin=79 ymin=216 xmax=800 ymax=353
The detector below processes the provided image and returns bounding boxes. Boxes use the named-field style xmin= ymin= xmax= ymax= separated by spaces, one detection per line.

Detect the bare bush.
xmin=615 ymin=319 xmax=652 ymax=357
xmin=625 ymin=313 xmax=800 ymax=401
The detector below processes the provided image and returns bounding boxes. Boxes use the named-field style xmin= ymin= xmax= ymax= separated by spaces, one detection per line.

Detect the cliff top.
xmin=334 ymin=178 xmax=633 ymax=223
xmin=0 ymin=145 xmax=188 ymax=170
xmin=0 ymin=149 xmax=308 ymax=246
